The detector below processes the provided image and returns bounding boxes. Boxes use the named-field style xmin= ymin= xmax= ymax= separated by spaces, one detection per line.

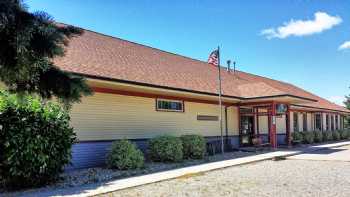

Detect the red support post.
xmin=286 ymin=104 xmax=291 ymax=147
xmin=238 ymin=106 xmax=241 ymax=147
xmin=256 ymin=107 xmax=260 ymax=137
xmin=270 ymin=102 xmax=277 ymax=149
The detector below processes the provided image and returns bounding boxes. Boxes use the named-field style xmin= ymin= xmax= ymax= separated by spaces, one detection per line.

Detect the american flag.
xmin=208 ymin=49 xmax=219 ymax=66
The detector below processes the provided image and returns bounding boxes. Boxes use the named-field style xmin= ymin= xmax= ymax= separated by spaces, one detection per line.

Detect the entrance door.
xmin=240 ymin=116 xmax=255 ymax=146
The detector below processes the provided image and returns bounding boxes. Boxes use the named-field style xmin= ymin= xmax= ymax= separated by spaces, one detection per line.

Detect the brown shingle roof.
xmin=54 ymin=28 xmax=349 ymax=113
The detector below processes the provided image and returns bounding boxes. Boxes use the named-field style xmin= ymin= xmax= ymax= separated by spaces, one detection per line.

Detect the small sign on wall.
xmin=197 ymin=115 xmax=219 ymax=121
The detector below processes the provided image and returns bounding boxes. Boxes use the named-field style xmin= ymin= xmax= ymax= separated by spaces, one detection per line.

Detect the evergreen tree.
xmin=0 ymin=0 xmax=92 ymax=106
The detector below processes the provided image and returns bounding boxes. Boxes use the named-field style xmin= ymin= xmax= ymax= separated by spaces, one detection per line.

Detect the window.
xmin=326 ymin=114 xmax=330 ymax=131
xmin=293 ymin=112 xmax=299 ymax=132
xmin=156 ymin=99 xmax=184 ymax=112
xmin=303 ymin=113 xmax=307 ymax=131
xmin=315 ymin=114 xmax=322 ymax=131
xmin=240 ymin=107 xmax=254 ymax=114
xmin=335 ymin=115 xmax=339 ymax=130
xmin=331 ymin=115 xmax=335 ymax=131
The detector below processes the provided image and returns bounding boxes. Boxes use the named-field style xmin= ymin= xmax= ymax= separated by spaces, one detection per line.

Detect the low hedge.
xmin=339 ymin=130 xmax=349 ymax=140
xmin=0 ymin=91 xmax=76 ymax=189
xmin=332 ymin=131 xmax=340 ymax=141
xmin=313 ymin=131 xmax=323 ymax=143
xmin=180 ymin=135 xmax=206 ymax=159
xmin=107 ymin=139 xmax=144 ymax=170
xmin=302 ymin=131 xmax=314 ymax=144
xmin=323 ymin=131 xmax=333 ymax=141
xmin=292 ymin=131 xmax=303 ymax=143
xmin=148 ymin=136 xmax=183 ymax=162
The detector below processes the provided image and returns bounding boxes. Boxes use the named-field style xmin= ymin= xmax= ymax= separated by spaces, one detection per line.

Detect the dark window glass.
xmin=335 ymin=115 xmax=339 ymax=130
xmin=293 ymin=113 xmax=299 ymax=132
xmin=331 ymin=115 xmax=335 ymax=131
xmin=156 ymin=99 xmax=183 ymax=112
xmin=315 ymin=114 xmax=322 ymax=131
xmin=240 ymin=107 xmax=254 ymax=114
xmin=303 ymin=113 xmax=307 ymax=131
xmin=326 ymin=114 xmax=330 ymax=131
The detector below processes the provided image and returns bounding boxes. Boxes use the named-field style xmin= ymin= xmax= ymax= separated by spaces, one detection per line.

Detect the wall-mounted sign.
xmin=197 ymin=115 xmax=219 ymax=121
xmin=276 ymin=104 xmax=287 ymax=114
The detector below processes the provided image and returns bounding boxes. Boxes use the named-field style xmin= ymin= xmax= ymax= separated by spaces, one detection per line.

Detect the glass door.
xmin=240 ymin=116 xmax=254 ymax=146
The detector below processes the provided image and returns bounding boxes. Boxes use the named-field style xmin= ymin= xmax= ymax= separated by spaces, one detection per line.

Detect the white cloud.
xmin=261 ymin=12 xmax=342 ymax=39
xmin=339 ymin=41 xmax=350 ymax=50
xmin=327 ymin=96 xmax=346 ymax=106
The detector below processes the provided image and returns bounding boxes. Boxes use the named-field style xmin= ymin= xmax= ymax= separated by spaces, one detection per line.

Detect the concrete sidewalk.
xmin=16 ymin=141 xmax=350 ymax=197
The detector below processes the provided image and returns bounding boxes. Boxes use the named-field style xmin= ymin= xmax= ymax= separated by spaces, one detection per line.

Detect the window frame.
xmin=331 ymin=115 xmax=335 ymax=131
xmin=293 ymin=112 xmax=299 ymax=132
xmin=326 ymin=114 xmax=330 ymax=131
xmin=156 ymin=98 xmax=184 ymax=112
xmin=315 ymin=113 xmax=322 ymax=131
xmin=335 ymin=115 xmax=339 ymax=130
xmin=302 ymin=113 xmax=307 ymax=131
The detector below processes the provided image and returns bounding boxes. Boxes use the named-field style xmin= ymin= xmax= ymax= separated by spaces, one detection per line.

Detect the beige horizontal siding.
xmin=70 ymin=92 xmax=238 ymax=141
xmin=227 ymin=106 xmax=239 ymax=135
xmin=276 ymin=115 xmax=286 ymax=134
xmin=258 ymin=116 xmax=268 ymax=134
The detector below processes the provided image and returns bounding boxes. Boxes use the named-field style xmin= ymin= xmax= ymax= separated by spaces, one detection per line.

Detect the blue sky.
xmin=27 ymin=0 xmax=350 ymax=105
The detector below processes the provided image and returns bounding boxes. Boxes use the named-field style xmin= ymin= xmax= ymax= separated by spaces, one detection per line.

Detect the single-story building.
xmin=3 ymin=27 xmax=350 ymax=169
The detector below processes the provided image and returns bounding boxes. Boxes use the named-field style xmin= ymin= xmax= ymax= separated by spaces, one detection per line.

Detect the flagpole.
xmin=217 ymin=46 xmax=224 ymax=154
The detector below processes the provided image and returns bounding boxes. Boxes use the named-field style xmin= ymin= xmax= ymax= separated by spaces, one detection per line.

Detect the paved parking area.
xmin=100 ymin=145 xmax=350 ymax=197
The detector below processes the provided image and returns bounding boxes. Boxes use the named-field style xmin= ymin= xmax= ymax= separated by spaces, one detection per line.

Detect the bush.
xmin=323 ymin=131 xmax=333 ymax=141
xmin=107 ymin=139 xmax=144 ymax=170
xmin=0 ymin=91 xmax=76 ymax=189
xmin=302 ymin=131 xmax=314 ymax=144
xmin=148 ymin=136 xmax=183 ymax=162
xmin=339 ymin=130 xmax=349 ymax=140
xmin=292 ymin=132 xmax=303 ymax=143
xmin=180 ymin=135 xmax=206 ymax=159
xmin=332 ymin=131 xmax=340 ymax=141
xmin=313 ymin=131 xmax=323 ymax=143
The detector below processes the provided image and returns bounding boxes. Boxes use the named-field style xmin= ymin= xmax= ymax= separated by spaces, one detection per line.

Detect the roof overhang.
xmin=238 ymin=94 xmax=317 ymax=106
xmin=74 ymin=73 xmax=348 ymax=114
xmin=291 ymin=104 xmax=350 ymax=114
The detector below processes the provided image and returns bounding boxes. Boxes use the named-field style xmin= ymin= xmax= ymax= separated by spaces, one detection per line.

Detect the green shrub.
xmin=180 ymin=135 xmax=206 ymax=159
xmin=292 ymin=131 xmax=303 ymax=143
xmin=332 ymin=131 xmax=340 ymax=141
xmin=107 ymin=139 xmax=144 ymax=170
xmin=148 ymin=136 xmax=183 ymax=162
xmin=313 ymin=131 xmax=323 ymax=143
xmin=323 ymin=131 xmax=333 ymax=141
xmin=0 ymin=91 xmax=76 ymax=189
xmin=302 ymin=131 xmax=314 ymax=144
xmin=339 ymin=130 xmax=349 ymax=140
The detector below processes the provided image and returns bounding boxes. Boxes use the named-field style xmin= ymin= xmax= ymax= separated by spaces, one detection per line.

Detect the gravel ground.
xmin=1 ymin=150 xmax=268 ymax=196
xmin=100 ymin=159 xmax=350 ymax=197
